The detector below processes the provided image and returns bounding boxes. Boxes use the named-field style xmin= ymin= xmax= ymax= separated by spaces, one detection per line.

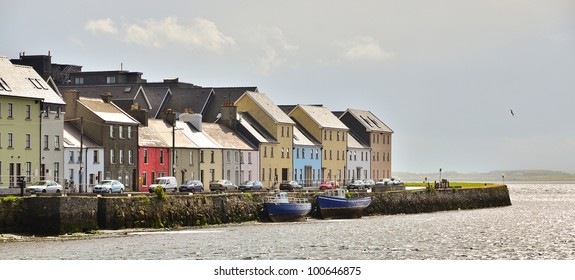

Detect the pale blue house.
xmin=292 ymin=125 xmax=322 ymax=187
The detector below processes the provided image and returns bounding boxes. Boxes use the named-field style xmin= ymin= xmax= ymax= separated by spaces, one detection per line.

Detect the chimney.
xmin=129 ymin=103 xmax=149 ymax=127
xmin=180 ymin=112 xmax=202 ymax=131
xmin=163 ymin=109 xmax=177 ymax=126
xmin=220 ymin=101 xmax=238 ymax=130
xmin=63 ymin=90 xmax=80 ymax=118
xmin=101 ymin=92 xmax=113 ymax=103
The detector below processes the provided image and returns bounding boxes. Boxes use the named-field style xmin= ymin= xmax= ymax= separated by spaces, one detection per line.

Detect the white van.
xmin=148 ymin=176 xmax=178 ymax=193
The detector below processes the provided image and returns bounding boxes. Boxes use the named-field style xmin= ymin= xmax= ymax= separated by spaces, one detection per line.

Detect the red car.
xmin=319 ymin=180 xmax=340 ymax=190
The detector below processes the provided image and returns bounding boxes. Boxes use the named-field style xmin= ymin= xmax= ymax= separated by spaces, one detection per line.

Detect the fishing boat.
xmin=264 ymin=192 xmax=312 ymax=222
xmin=316 ymin=188 xmax=372 ymax=219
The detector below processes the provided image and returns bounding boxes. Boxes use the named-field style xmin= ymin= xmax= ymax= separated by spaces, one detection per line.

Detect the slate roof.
xmin=79 ymin=97 xmax=139 ymax=124
xmin=138 ymin=123 xmax=170 ymax=147
xmin=202 ymin=87 xmax=258 ymax=122
xmin=237 ymin=112 xmax=277 ymax=144
xmin=347 ymin=133 xmax=370 ymax=149
xmin=63 ymin=122 xmax=100 ymax=148
xmin=343 ymin=108 xmax=393 ymax=133
xmin=0 ymin=56 xmax=65 ymax=105
xmin=295 ymin=105 xmax=348 ymax=130
xmin=202 ymin=123 xmax=255 ymax=150
xmin=293 ymin=125 xmax=320 ymax=147
xmin=238 ymin=91 xmax=295 ymax=125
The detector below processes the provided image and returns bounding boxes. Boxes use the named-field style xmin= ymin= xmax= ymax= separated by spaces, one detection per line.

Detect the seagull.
xmin=510 ymin=109 xmax=514 ymax=116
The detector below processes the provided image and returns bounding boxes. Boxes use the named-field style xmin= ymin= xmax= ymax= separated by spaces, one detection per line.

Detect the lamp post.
xmin=439 ymin=168 xmax=442 ymax=182
xmin=502 ymin=174 xmax=505 ymax=185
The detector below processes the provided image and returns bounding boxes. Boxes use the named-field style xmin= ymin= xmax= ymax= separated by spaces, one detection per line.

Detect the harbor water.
xmin=1 ymin=183 xmax=574 ymax=260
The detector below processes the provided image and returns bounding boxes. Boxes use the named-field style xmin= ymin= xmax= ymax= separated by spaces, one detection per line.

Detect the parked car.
xmin=347 ymin=180 xmax=366 ymax=190
xmin=319 ymin=180 xmax=339 ymax=190
xmin=148 ymin=176 xmax=178 ymax=193
xmin=25 ymin=180 xmax=63 ymax=194
xmin=179 ymin=180 xmax=204 ymax=192
xmin=375 ymin=178 xmax=391 ymax=186
xmin=93 ymin=180 xmax=125 ymax=194
xmin=238 ymin=180 xmax=263 ymax=191
xmin=209 ymin=180 xmax=237 ymax=192
xmin=279 ymin=181 xmax=303 ymax=191
xmin=362 ymin=179 xmax=375 ymax=189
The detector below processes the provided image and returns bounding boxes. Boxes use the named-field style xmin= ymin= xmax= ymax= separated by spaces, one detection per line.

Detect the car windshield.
xmin=155 ymin=179 xmax=168 ymax=184
xmin=33 ymin=181 xmax=49 ymax=186
xmin=100 ymin=181 xmax=113 ymax=185
xmin=243 ymin=181 xmax=254 ymax=185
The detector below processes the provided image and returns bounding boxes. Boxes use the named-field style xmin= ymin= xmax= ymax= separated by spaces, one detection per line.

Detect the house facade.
xmin=289 ymin=105 xmax=349 ymax=184
xmin=339 ymin=109 xmax=393 ymax=180
xmin=63 ymin=122 xmax=104 ymax=192
xmin=0 ymin=57 xmax=66 ymax=186
xmin=346 ymin=133 xmax=371 ymax=182
xmin=63 ymin=91 xmax=140 ymax=191
xmin=292 ymin=126 xmax=322 ymax=186
xmin=235 ymin=91 xmax=295 ymax=188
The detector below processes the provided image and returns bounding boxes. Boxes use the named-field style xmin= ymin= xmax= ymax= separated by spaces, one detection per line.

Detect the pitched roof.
xmin=79 ymin=97 xmax=139 ymax=124
xmin=293 ymin=125 xmax=320 ymax=147
xmin=238 ymin=91 xmax=295 ymax=125
xmin=202 ymin=123 xmax=255 ymax=150
xmin=0 ymin=56 xmax=65 ymax=105
xmin=202 ymin=87 xmax=257 ymax=122
xmin=347 ymin=133 xmax=370 ymax=149
xmin=295 ymin=105 xmax=348 ymax=130
xmin=63 ymin=122 xmax=100 ymax=148
xmin=237 ymin=112 xmax=277 ymax=144
xmin=138 ymin=124 xmax=170 ymax=147
xmin=343 ymin=108 xmax=393 ymax=133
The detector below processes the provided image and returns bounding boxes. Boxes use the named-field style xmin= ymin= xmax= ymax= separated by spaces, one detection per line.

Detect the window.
xmin=281 ymin=127 xmax=284 ymax=137
xmin=25 ymin=105 xmax=30 ymax=120
xmin=119 ymin=125 xmax=123 ymax=139
xmin=200 ymin=150 xmax=204 ymax=163
xmin=56 ymin=107 xmax=60 ymax=118
xmin=44 ymin=107 xmax=49 ymax=118
xmin=264 ymin=147 xmax=267 ymax=158
xmin=110 ymin=149 xmax=115 ymax=164
xmin=316 ymin=149 xmax=319 ymax=159
xmin=142 ymin=172 xmax=147 ymax=186
xmin=106 ymin=76 xmax=116 ymax=84
xmin=287 ymin=127 xmax=290 ymax=137
xmin=119 ymin=150 xmax=124 ymax=164
xmin=239 ymin=152 xmax=243 ymax=164
xmin=296 ymin=148 xmax=300 ymax=159
xmin=0 ymin=78 xmax=11 ymax=91
xmin=54 ymin=162 xmax=59 ymax=182
xmin=337 ymin=132 xmax=340 ymax=141
xmin=329 ymin=131 xmax=332 ymax=141
xmin=281 ymin=148 xmax=284 ymax=158
xmin=302 ymin=148 xmax=305 ymax=159
xmin=324 ymin=131 xmax=327 ymax=140
xmin=8 ymin=103 xmax=13 ymax=118
xmin=189 ymin=151 xmax=194 ymax=165
xmin=127 ymin=126 xmax=132 ymax=139
xmin=287 ymin=149 xmax=290 ymax=158
xmin=262 ymin=168 xmax=265 ymax=181
xmin=248 ymin=152 xmax=252 ymax=164
xmin=29 ymin=78 xmax=43 ymax=89
xmin=271 ymin=147 xmax=274 ymax=158
xmin=26 ymin=162 xmax=31 ymax=181
xmin=159 ymin=150 xmax=164 ymax=164
xmin=143 ymin=149 xmax=148 ymax=164
xmin=210 ymin=151 xmax=215 ymax=163
xmin=128 ymin=150 xmax=133 ymax=164
xmin=25 ymin=134 xmax=31 ymax=149
xmin=110 ymin=125 xmax=114 ymax=138
xmin=43 ymin=135 xmax=49 ymax=149
xmin=74 ymin=77 xmax=84 ymax=85
xmin=93 ymin=150 xmax=99 ymax=163
xmin=226 ymin=151 xmax=231 ymax=163
xmin=54 ymin=135 xmax=60 ymax=150
xmin=69 ymin=151 xmax=74 ymax=162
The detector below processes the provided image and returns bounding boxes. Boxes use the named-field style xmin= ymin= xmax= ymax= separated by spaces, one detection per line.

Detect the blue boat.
xmin=316 ymin=188 xmax=372 ymax=219
xmin=264 ymin=192 xmax=312 ymax=222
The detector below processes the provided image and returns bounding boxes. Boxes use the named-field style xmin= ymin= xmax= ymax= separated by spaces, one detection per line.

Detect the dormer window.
xmin=106 ymin=76 xmax=116 ymax=84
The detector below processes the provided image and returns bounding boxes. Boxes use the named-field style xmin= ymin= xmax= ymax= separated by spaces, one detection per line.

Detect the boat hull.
xmin=265 ymin=202 xmax=312 ymax=222
xmin=316 ymin=195 xmax=372 ymax=219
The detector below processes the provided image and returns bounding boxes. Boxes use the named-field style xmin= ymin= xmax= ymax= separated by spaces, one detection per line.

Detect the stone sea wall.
xmin=0 ymin=185 xmax=511 ymax=236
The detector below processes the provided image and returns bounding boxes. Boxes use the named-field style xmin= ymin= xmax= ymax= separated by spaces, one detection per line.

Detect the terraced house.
xmin=234 ymin=91 xmax=295 ymax=188
xmin=289 ymin=105 xmax=349 ymax=184
xmin=0 ymin=57 xmax=66 ymax=187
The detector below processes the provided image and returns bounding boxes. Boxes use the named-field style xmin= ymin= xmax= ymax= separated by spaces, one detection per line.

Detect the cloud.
xmin=339 ymin=37 xmax=395 ymax=62
xmin=246 ymin=26 xmax=299 ymax=75
xmin=85 ymin=18 xmax=118 ymax=34
xmin=122 ymin=17 xmax=235 ymax=52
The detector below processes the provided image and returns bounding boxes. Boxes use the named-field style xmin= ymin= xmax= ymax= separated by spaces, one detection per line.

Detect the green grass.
xmin=405 ymin=182 xmax=497 ymax=188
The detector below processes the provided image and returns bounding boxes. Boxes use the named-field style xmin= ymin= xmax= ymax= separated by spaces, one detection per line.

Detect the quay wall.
xmin=0 ymin=185 xmax=511 ymax=235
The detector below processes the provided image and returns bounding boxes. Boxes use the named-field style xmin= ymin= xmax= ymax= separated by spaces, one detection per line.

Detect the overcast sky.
xmin=2 ymin=0 xmax=574 ymax=173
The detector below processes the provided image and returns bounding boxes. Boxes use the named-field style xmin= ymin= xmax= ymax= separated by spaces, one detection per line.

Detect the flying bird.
xmin=510 ymin=109 xmax=514 ymax=116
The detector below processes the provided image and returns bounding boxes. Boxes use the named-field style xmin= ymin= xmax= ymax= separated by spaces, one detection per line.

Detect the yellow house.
xmin=289 ymin=105 xmax=349 ymax=184
xmin=235 ymin=91 xmax=295 ymax=188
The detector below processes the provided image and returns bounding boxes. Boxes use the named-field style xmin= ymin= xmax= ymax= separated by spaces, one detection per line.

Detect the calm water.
xmin=1 ymin=183 xmax=575 ymax=260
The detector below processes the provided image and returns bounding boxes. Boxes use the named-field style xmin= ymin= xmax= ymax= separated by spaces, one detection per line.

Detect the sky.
xmin=2 ymin=0 xmax=574 ymax=173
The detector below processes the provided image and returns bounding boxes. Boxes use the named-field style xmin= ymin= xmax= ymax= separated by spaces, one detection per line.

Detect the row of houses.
xmin=0 ymin=53 xmax=393 ymax=192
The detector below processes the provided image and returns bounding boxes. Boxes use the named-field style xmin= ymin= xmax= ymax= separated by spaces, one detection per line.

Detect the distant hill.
xmin=393 ymin=170 xmax=575 ymax=182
